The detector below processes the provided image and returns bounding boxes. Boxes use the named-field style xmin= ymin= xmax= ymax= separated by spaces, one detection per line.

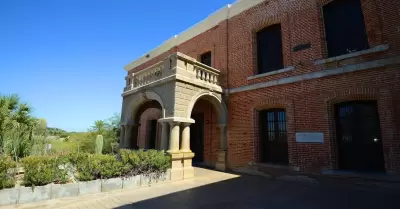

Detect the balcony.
xmin=123 ymin=52 xmax=222 ymax=95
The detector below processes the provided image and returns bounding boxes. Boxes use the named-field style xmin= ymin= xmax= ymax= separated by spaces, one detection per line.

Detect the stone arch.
xmin=122 ymin=91 xmax=166 ymax=125
xmin=187 ymin=91 xmax=227 ymax=125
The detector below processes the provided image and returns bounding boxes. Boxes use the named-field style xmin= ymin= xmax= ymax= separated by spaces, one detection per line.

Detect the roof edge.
xmin=124 ymin=0 xmax=266 ymax=72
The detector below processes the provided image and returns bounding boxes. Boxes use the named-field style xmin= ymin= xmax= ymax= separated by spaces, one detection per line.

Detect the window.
xmin=200 ymin=51 xmax=212 ymax=67
xmin=257 ymin=24 xmax=284 ymax=74
xmin=323 ymin=0 xmax=369 ymax=57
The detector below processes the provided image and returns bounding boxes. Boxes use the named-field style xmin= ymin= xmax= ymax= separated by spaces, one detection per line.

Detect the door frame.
xmin=259 ymin=108 xmax=289 ymax=165
xmin=334 ymin=100 xmax=385 ymax=172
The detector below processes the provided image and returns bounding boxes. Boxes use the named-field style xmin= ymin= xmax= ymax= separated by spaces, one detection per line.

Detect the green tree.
xmin=0 ymin=94 xmax=35 ymax=154
xmin=91 ymin=120 xmax=106 ymax=135
xmin=35 ymin=118 xmax=47 ymax=136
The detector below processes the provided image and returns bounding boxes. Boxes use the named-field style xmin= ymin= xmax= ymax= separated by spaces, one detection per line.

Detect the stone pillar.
xmin=168 ymin=121 xmax=180 ymax=153
xmin=180 ymin=123 xmax=191 ymax=152
xmin=180 ymin=122 xmax=194 ymax=178
xmin=216 ymin=124 xmax=227 ymax=171
xmin=119 ymin=125 xmax=126 ymax=148
xmin=160 ymin=122 xmax=169 ymax=151
xmin=125 ymin=124 xmax=139 ymax=149
xmin=159 ymin=117 xmax=195 ymax=181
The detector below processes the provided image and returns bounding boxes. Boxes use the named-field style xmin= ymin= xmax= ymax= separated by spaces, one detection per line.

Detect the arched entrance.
xmin=187 ymin=92 xmax=228 ymax=170
xmin=120 ymin=91 xmax=165 ymax=150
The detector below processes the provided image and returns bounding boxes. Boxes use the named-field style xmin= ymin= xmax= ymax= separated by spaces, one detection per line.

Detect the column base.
xmin=182 ymin=152 xmax=195 ymax=179
xmin=215 ymin=150 xmax=227 ymax=171
xmin=167 ymin=151 xmax=196 ymax=180
xmin=167 ymin=152 xmax=184 ymax=181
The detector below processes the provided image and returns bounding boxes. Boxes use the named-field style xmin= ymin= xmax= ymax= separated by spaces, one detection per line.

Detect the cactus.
xmin=95 ymin=135 xmax=104 ymax=154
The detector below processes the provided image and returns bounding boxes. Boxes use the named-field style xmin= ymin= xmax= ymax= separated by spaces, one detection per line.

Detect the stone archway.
xmin=120 ymin=91 xmax=166 ymax=149
xmin=120 ymin=52 xmax=226 ymax=180
xmin=186 ymin=91 xmax=228 ymax=171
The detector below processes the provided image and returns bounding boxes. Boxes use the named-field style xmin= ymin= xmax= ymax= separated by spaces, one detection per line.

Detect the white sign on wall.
xmin=296 ymin=132 xmax=324 ymax=143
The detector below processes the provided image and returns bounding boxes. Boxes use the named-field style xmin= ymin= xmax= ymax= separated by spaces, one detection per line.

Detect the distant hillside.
xmin=47 ymin=127 xmax=69 ymax=137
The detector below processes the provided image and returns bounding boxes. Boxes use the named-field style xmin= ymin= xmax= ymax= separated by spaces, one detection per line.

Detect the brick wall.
xmin=129 ymin=0 xmax=400 ymax=172
xmin=137 ymin=108 xmax=161 ymax=149
xmin=191 ymin=99 xmax=219 ymax=166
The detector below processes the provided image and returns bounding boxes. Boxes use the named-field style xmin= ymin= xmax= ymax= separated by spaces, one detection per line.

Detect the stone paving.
xmin=2 ymin=168 xmax=400 ymax=209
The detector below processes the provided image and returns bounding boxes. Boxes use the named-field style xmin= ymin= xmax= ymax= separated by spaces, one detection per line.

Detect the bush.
xmin=66 ymin=149 xmax=169 ymax=182
xmin=68 ymin=153 xmax=123 ymax=180
xmin=0 ymin=156 xmax=16 ymax=189
xmin=119 ymin=149 xmax=170 ymax=178
xmin=21 ymin=155 xmax=69 ymax=186
xmin=67 ymin=152 xmax=99 ymax=181
xmin=78 ymin=137 xmax=95 ymax=153
xmin=95 ymin=154 xmax=123 ymax=179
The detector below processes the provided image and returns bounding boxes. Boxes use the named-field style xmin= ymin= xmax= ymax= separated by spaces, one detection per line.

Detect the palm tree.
xmin=0 ymin=94 xmax=35 ymax=155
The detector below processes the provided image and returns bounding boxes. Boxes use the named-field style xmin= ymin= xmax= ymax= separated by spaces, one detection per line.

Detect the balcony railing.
xmin=124 ymin=52 xmax=221 ymax=92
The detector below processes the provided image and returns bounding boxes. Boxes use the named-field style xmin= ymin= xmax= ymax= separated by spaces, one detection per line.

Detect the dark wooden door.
xmin=147 ymin=120 xmax=157 ymax=149
xmin=259 ymin=109 xmax=288 ymax=164
xmin=190 ymin=113 xmax=204 ymax=162
xmin=335 ymin=101 xmax=384 ymax=172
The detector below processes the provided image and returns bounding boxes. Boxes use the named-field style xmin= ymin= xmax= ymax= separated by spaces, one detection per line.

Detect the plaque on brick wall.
xmin=296 ymin=132 xmax=324 ymax=143
xmin=293 ymin=43 xmax=311 ymax=52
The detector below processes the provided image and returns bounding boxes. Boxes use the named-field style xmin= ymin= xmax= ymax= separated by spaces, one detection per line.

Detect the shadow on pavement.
xmin=113 ymin=169 xmax=400 ymax=209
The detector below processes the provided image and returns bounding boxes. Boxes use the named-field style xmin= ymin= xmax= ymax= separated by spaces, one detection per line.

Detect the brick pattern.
xmin=191 ymin=99 xmax=219 ymax=166
xmin=137 ymin=108 xmax=162 ymax=149
xmin=126 ymin=0 xmax=400 ymax=172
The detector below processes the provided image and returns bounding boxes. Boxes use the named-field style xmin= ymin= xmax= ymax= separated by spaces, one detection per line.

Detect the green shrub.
xmin=120 ymin=149 xmax=140 ymax=176
xmin=95 ymin=154 xmax=123 ymax=179
xmin=67 ymin=152 xmax=99 ymax=181
xmin=119 ymin=149 xmax=170 ymax=177
xmin=78 ymin=137 xmax=95 ymax=153
xmin=21 ymin=155 xmax=69 ymax=186
xmin=0 ymin=156 xmax=16 ymax=189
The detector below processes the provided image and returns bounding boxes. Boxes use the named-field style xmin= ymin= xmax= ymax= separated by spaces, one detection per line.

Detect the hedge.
xmin=21 ymin=155 xmax=69 ymax=186
xmin=5 ymin=149 xmax=171 ymax=188
xmin=0 ymin=156 xmax=16 ymax=189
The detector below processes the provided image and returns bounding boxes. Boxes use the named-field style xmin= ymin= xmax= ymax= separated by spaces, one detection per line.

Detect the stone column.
xmin=125 ymin=124 xmax=139 ymax=149
xmin=180 ymin=122 xmax=195 ymax=178
xmin=160 ymin=122 xmax=169 ymax=151
xmin=120 ymin=125 xmax=126 ymax=148
xmin=216 ymin=124 xmax=227 ymax=171
xmin=180 ymin=123 xmax=191 ymax=152
xmin=159 ymin=117 xmax=195 ymax=181
xmin=168 ymin=121 xmax=180 ymax=153
xmin=218 ymin=124 xmax=227 ymax=150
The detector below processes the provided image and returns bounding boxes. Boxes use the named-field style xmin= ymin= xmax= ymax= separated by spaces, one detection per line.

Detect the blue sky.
xmin=0 ymin=0 xmax=233 ymax=132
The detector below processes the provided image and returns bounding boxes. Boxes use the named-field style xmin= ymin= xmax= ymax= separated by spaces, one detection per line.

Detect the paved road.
xmin=2 ymin=168 xmax=400 ymax=209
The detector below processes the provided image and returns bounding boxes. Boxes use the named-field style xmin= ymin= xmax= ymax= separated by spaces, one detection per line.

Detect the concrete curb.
xmin=0 ymin=170 xmax=171 ymax=206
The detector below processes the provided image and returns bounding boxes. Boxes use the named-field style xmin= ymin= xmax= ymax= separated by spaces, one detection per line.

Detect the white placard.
xmin=296 ymin=132 xmax=324 ymax=143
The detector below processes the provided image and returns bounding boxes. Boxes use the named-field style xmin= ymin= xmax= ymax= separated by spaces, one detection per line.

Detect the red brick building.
xmin=122 ymin=0 xmax=400 ymax=174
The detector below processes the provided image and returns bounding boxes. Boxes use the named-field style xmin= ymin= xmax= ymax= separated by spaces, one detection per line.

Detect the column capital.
xmin=158 ymin=117 xmax=195 ymax=124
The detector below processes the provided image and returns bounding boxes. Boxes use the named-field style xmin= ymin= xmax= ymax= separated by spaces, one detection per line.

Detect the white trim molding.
xmin=247 ymin=66 xmax=295 ymax=80
xmin=230 ymin=55 xmax=400 ymax=94
xmin=314 ymin=44 xmax=390 ymax=65
xmin=124 ymin=0 xmax=266 ymax=71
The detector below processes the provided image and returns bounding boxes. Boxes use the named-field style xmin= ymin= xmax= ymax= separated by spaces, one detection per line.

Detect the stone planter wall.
xmin=0 ymin=169 xmax=171 ymax=206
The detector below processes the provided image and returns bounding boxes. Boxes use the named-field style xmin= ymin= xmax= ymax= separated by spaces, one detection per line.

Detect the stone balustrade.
xmin=123 ymin=52 xmax=221 ymax=93
xmin=194 ymin=63 xmax=219 ymax=85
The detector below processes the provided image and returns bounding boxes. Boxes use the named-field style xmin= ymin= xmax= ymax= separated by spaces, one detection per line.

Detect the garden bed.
xmin=0 ymin=149 xmax=171 ymax=206
xmin=0 ymin=170 xmax=171 ymax=205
